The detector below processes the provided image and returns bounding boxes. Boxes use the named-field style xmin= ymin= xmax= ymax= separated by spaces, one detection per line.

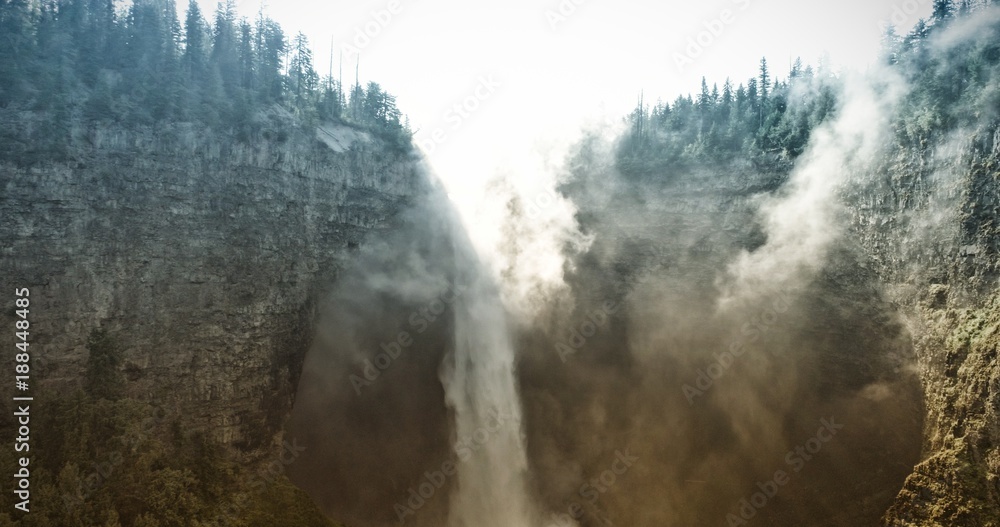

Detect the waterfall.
xmin=440 ymin=241 xmax=538 ymax=527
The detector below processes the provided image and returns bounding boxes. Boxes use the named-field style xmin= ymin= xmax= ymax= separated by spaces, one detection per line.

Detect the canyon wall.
xmin=848 ymin=127 xmax=1000 ymax=525
xmin=0 ymin=114 xmax=425 ymax=456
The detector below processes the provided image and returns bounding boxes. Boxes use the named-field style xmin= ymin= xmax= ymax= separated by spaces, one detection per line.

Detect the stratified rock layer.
xmin=0 ymin=119 xmax=423 ymax=454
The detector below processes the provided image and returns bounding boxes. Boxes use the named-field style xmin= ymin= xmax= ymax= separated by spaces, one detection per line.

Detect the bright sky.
xmin=178 ymin=0 xmax=933 ymax=133
xmin=178 ymin=0 xmax=935 ymax=301
xmin=175 ymin=0 xmax=935 ymax=181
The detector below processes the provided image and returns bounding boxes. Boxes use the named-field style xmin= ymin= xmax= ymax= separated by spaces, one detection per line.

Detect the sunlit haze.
xmin=177 ymin=0 xmax=936 ymax=314
xmin=182 ymin=0 xmax=933 ymax=134
xmin=8 ymin=0 xmax=1000 ymax=525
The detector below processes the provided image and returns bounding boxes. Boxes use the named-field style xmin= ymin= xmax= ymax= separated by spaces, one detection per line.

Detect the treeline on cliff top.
xmin=616 ymin=0 xmax=1000 ymax=177
xmin=0 ymin=0 xmax=411 ymax=154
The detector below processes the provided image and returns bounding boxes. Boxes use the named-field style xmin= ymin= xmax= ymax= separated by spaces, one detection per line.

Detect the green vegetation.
xmin=618 ymin=56 xmax=837 ymax=175
xmin=0 ymin=395 xmax=340 ymax=526
xmin=0 ymin=328 xmax=340 ymax=526
xmin=617 ymin=0 xmax=1000 ymax=177
xmin=0 ymin=2 xmax=406 ymax=523
xmin=0 ymin=0 xmax=411 ymax=154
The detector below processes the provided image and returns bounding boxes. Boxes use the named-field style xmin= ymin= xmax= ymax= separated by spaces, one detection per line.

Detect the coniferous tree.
xmin=349 ymin=81 xmax=364 ymax=121
xmin=183 ymin=1 xmax=207 ymax=78
xmin=75 ymin=0 xmax=118 ymax=81
xmin=255 ymin=13 xmax=286 ymax=102
xmin=289 ymin=31 xmax=318 ymax=104
xmin=159 ymin=0 xmax=183 ymax=118
xmin=0 ymin=0 xmax=412 ymax=149
xmin=211 ymin=0 xmax=239 ymax=92
xmin=790 ymin=57 xmax=804 ymax=79
xmin=238 ymin=19 xmax=255 ymax=91
xmin=932 ymin=0 xmax=955 ymax=24
xmin=759 ymin=57 xmax=770 ymax=104
xmin=318 ymin=76 xmax=344 ymax=121
xmin=880 ymin=25 xmax=902 ymax=65
xmin=747 ymin=77 xmax=759 ymax=124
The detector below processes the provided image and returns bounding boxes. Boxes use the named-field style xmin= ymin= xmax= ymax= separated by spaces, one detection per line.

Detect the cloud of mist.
xmin=286 ymin=179 xmax=461 ymax=527
xmin=422 ymin=99 xmax=604 ymax=325
xmin=511 ymin=68 xmax=924 ymax=525
xmin=285 ymin=10 xmax=1000 ymax=527
xmin=845 ymin=6 xmax=1000 ymax=302
xmin=719 ymin=66 xmax=907 ymax=307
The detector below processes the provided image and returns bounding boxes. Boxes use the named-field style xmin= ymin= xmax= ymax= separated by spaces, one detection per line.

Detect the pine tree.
xmin=697 ymin=77 xmax=712 ymax=114
xmin=349 ymin=81 xmax=364 ymax=121
xmin=319 ymin=76 xmax=344 ymax=120
xmin=159 ymin=0 xmax=183 ymax=118
xmin=211 ymin=0 xmax=239 ymax=91
xmin=759 ymin=57 xmax=770 ymax=103
xmin=289 ymin=32 xmax=318 ymax=105
xmin=880 ymin=25 xmax=902 ymax=65
xmin=0 ymin=0 xmax=410 ymax=144
xmin=76 ymin=0 xmax=118 ymax=80
xmin=255 ymin=13 xmax=286 ymax=102
xmin=238 ymin=19 xmax=254 ymax=91
xmin=932 ymin=0 xmax=955 ymax=24
xmin=735 ymin=83 xmax=747 ymax=117
xmin=183 ymin=1 xmax=207 ymax=77
xmin=790 ymin=57 xmax=804 ymax=79
xmin=903 ymin=19 xmax=930 ymax=54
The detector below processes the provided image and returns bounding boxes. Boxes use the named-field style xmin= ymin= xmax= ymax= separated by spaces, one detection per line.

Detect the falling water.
xmin=439 ymin=236 xmax=539 ymax=527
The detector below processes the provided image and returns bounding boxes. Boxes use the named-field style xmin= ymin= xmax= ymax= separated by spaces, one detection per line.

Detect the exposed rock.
xmin=842 ymin=127 xmax=1000 ymax=525
xmin=0 ymin=118 xmax=425 ymax=457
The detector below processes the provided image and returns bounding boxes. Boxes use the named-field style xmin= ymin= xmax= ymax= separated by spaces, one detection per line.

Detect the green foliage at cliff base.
xmin=0 ymin=394 xmax=341 ymax=527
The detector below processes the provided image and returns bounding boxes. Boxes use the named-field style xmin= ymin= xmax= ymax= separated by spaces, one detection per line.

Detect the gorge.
xmin=2 ymin=1 xmax=1000 ymax=526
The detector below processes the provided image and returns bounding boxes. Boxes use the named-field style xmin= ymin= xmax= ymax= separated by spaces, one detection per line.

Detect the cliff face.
xmin=490 ymin=123 xmax=921 ymax=525
xmin=846 ymin=127 xmax=1000 ymax=525
xmin=0 ymin=116 xmax=424 ymax=454
xmin=1 ymin=104 xmax=996 ymax=526
xmin=536 ymin=122 xmax=998 ymax=525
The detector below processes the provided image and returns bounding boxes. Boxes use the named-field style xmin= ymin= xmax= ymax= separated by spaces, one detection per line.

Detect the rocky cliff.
xmin=847 ymin=126 xmax=1000 ymax=526
xmin=0 ymin=112 xmax=425 ymax=456
xmin=526 ymin=118 xmax=999 ymax=526
xmin=1 ymin=98 xmax=996 ymax=527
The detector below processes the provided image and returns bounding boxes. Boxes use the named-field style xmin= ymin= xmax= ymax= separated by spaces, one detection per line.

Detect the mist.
xmin=285 ymin=6 xmax=1000 ymax=527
